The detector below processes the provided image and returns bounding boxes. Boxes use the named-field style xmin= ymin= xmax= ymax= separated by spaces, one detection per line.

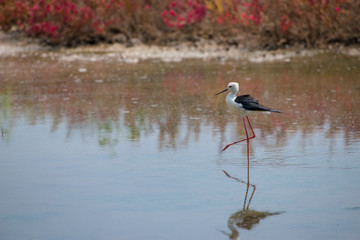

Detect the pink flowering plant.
xmin=259 ymin=0 xmax=357 ymax=47
xmin=0 ymin=0 xmax=165 ymax=45
xmin=161 ymin=1 xmax=207 ymax=29
xmin=0 ymin=0 xmax=358 ymax=47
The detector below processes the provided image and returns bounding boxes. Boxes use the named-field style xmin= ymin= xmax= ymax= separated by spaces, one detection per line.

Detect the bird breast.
xmin=226 ymin=95 xmax=248 ymax=116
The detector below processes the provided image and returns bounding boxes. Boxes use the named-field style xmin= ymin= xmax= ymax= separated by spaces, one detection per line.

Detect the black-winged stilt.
xmin=216 ymin=82 xmax=283 ymax=209
xmin=216 ymin=82 xmax=283 ymax=152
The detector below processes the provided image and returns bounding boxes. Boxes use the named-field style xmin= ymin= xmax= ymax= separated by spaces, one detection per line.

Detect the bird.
xmin=216 ymin=82 xmax=283 ymax=151
xmin=216 ymin=82 xmax=283 ymax=206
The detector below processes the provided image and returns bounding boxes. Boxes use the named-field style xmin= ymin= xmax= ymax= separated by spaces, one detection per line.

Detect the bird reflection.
xmin=222 ymin=170 xmax=283 ymax=240
xmin=223 ymin=170 xmax=256 ymax=210
xmin=225 ymin=209 xmax=282 ymax=240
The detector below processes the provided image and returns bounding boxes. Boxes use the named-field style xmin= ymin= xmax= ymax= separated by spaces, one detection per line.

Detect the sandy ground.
xmin=0 ymin=32 xmax=359 ymax=63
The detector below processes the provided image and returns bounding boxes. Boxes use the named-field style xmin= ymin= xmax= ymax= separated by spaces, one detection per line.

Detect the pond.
xmin=1 ymin=49 xmax=360 ymax=240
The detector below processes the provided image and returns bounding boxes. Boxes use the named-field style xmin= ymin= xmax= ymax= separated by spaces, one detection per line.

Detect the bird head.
xmin=215 ymin=82 xmax=239 ymax=95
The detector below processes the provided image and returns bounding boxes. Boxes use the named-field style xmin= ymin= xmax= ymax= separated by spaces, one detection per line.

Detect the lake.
xmin=1 ymin=49 xmax=360 ymax=240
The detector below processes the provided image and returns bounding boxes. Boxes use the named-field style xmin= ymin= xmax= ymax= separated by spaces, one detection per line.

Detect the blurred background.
xmin=1 ymin=1 xmax=360 ymax=240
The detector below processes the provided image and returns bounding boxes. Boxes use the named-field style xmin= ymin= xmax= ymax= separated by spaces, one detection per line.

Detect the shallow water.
xmin=1 ymin=51 xmax=360 ymax=240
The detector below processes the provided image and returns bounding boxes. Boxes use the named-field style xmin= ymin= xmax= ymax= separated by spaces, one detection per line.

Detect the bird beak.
xmin=215 ymin=88 xmax=228 ymax=96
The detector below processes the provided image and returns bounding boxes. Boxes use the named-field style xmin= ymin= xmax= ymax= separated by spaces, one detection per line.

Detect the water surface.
xmin=1 ymin=51 xmax=360 ymax=240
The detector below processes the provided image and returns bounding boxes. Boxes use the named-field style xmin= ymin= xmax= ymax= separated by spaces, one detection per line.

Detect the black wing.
xmin=235 ymin=94 xmax=282 ymax=113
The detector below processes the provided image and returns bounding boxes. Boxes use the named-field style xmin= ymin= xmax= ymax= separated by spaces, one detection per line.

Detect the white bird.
xmin=216 ymin=82 xmax=283 ymax=151
xmin=216 ymin=82 xmax=283 ymax=116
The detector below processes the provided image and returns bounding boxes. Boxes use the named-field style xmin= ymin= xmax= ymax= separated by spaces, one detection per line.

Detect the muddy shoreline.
xmin=1 ymin=31 xmax=359 ymax=63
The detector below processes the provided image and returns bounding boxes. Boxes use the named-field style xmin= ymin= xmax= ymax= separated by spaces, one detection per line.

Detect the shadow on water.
xmin=221 ymin=170 xmax=283 ymax=240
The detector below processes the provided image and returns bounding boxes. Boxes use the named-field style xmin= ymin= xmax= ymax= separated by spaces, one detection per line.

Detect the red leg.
xmin=222 ymin=117 xmax=257 ymax=210
xmin=243 ymin=116 xmax=251 ymax=207
xmin=221 ymin=116 xmax=256 ymax=152
xmin=245 ymin=116 xmax=256 ymax=140
xmin=246 ymin=184 xmax=256 ymax=210
xmin=244 ymin=117 xmax=250 ymax=177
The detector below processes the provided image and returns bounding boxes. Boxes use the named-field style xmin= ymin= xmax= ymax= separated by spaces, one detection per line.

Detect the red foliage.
xmin=0 ymin=0 xmax=141 ymax=44
xmin=0 ymin=0 xmax=358 ymax=47
xmin=280 ymin=14 xmax=292 ymax=34
xmin=161 ymin=0 xmax=207 ymax=29
xmin=206 ymin=0 xmax=263 ymax=26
